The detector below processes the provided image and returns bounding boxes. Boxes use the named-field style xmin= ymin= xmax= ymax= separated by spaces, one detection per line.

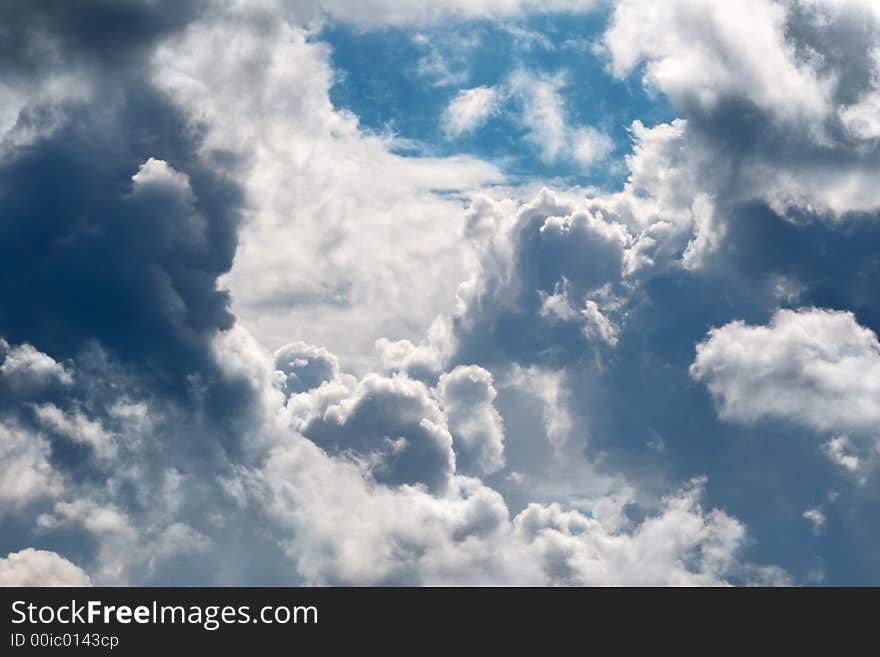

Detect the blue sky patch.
xmin=320 ymin=12 xmax=674 ymax=189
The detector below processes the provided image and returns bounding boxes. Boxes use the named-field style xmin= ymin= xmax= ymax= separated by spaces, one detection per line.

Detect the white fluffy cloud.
xmin=605 ymin=0 xmax=833 ymax=123
xmin=0 ymin=421 xmax=63 ymax=509
xmin=212 ymin=328 xmax=780 ymax=586
xmin=0 ymin=548 xmax=91 ymax=586
xmin=263 ymin=426 xmax=784 ymax=584
xmin=512 ymin=478 xmax=787 ymax=586
xmin=603 ymin=0 xmax=880 ymax=221
xmin=442 ymin=86 xmax=502 ymax=138
xmin=691 ymin=308 xmax=880 ymax=478
xmin=152 ymin=14 xmax=505 ymax=373
xmin=436 ymin=366 xmax=505 ymax=475
xmin=690 ymin=308 xmax=880 ymax=436
xmin=0 ymin=340 xmax=73 ymax=392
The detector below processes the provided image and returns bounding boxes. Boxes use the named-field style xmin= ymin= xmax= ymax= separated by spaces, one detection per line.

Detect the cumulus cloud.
xmin=151 ymin=13 xmax=505 ymax=372
xmin=451 ymin=188 xmax=631 ymax=367
xmin=264 ymin=434 xmax=783 ymax=585
xmin=0 ymin=548 xmax=91 ymax=586
xmin=301 ymin=374 xmax=457 ymax=492
xmin=436 ymin=366 xmax=505 ymax=475
xmin=605 ymin=0 xmax=833 ymax=123
xmin=0 ymin=103 xmax=242 ymax=405
xmin=0 ymin=341 xmax=73 ymax=393
xmin=7 ymin=0 xmax=875 ymax=587
xmin=690 ymin=308 xmax=880 ymax=438
xmin=512 ymin=478 xmax=787 ymax=586
xmin=274 ymin=342 xmax=340 ymax=395
xmin=603 ymin=0 xmax=880 ymax=223
xmin=241 ymin=332 xmax=782 ymax=586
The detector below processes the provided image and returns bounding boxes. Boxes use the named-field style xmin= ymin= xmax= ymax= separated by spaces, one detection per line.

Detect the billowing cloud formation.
xmin=0 ymin=549 xmax=91 ymax=586
xmin=150 ymin=11 xmax=505 ymax=371
xmin=3 ymin=0 xmax=879 ymax=587
xmin=606 ymin=0 xmax=832 ymax=121
xmin=605 ymin=0 xmax=880 ymax=220
xmin=0 ymin=1 xmax=243 ymax=403
xmin=0 ymin=324 xmax=781 ymax=586
xmin=267 ymin=451 xmax=784 ymax=585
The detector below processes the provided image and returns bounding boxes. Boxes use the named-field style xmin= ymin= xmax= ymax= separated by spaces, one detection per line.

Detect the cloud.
xmin=603 ymin=0 xmax=880 ymax=221
xmin=839 ymin=90 xmax=880 ymax=140
xmin=803 ymin=507 xmax=826 ymax=534
xmin=0 ymin=420 xmax=63 ymax=510
xmin=0 ymin=341 xmax=73 ymax=394
xmin=32 ymin=403 xmax=117 ymax=461
xmin=8 ymin=0 xmax=873 ymax=586
xmin=838 ymin=46 xmax=880 ymax=140
xmin=436 ymin=366 xmax=505 ymax=475
xmin=451 ymin=188 xmax=631 ymax=368
xmin=274 ymin=342 xmax=340 ymax=395
xmin=152 ymin=14 xmax=505 ymax=372
xmin=233 ymin=331 xmax=782 ymax=586
xmin=571 ymin=126 xmax=614 ymax=167
xmin=690 ymin=308 xmax=880 ymax=438
xmin=691 ymin=308 xmax=880 ymax=482
xmin=0 ymin=77 xmax=243 ymax=409
xmin=822 ymin=435 xmax=867 ymax=480
xmin=264 ymin=431 xmax=784 ymax=584
xmin=512 ymin=478 xmax=788 ymax=586
xmin=442 ymin=86 xmax=502 ymax=138
xmin=0 ymin=548 xmax=91 ymax=586
xmin=295 ymin=0 xmax=600 ymax=27
xmin=0 ymin=0 xmax=198 ymax=153
xmin=604 ymin=0 xmax=833 ymax=123
xmin=507 ymin=69 xmax=612 ymax=166
xmin=301 ymin=373 xmax=457 ymax=492
xmin=0 ymin=313 xmax=783 ymax=586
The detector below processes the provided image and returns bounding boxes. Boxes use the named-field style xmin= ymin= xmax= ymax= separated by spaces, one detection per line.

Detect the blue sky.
xmin=321 ymin=13 xmax=674 ymax=188
xmin=1 ymin=0 xmax=879 ymax=587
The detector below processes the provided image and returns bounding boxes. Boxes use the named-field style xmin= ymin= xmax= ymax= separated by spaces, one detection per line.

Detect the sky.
xmin=0 ymin=0 xmax=879 ymax=586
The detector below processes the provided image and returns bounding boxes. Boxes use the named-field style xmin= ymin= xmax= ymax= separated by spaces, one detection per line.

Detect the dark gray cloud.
xmin=303 ymin=375 xmax=456 ymax=492
xmin=0 ymin=0 xmax=253 ymax=431
xmin=275 ymin=342 xmax=340 ymax=395
xmin=0 ymin=92 xmax=240 ymax=388
xmin=0 ymin=0 xmax=199 ymax=76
